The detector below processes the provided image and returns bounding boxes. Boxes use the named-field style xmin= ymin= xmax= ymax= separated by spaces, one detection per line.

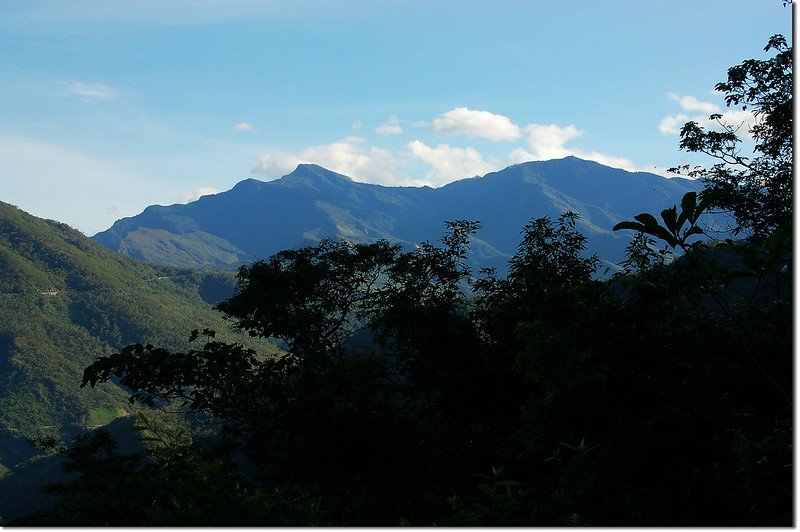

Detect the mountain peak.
xmin=93 ymin=157 xmax=713 ymax=272
xmin=290 ymin=163 xmax=352 ymax=181
xmin=277 ymin=164 xmax=354 ymax=190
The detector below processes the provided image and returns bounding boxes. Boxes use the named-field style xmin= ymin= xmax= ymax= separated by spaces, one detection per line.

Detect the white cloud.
xmin=406 ymin=140 xmax=495 ymax=185
xmin=521 ymin=123 xmax=583 ymax=159
xmin=55 ymin=79 xmax=119 ymax=102
xmin=720 ymin=109 xmax=757 ymax=131
xmin=431 ymin=107 xmax=521 ymax=141
xmin=376 ymin=116 xmax=403 ymax=135
xmin=569 ymin=151 xmax=639 ymax=172
xmin=660 ymin=93 xmax=757 ymax=137
xmin=667 ymin=92 xmax=720 ymax=114
xmin=658 ymin=113 xmax=691 ymax=135
xmin=253 ymin=136 xmax=407 ymax=185
xmin=508 ymin=123 xmax=639 ymax=172
xmin=351 ymin=120 xmax=363 ymax=130
xmin=255 ymin=111 xmax=658 ymax=192
xmin=377 ymin=124 xmax=403 ymax=135
xmin=180 ymin=186 xmax=221 ymax=203
xmin=233 ymin=122 xmax=256 ymax=132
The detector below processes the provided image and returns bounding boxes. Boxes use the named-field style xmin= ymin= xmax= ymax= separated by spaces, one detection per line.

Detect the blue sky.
xmin=0 ymin=0 xmax=792 ymax=234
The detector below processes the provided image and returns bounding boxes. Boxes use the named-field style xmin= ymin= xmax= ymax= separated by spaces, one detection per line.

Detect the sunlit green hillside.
xmin=0 ymin=200 xmax=270 ymax=469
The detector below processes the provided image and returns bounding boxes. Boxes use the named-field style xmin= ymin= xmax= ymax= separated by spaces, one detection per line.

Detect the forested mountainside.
xmin=94 ymin=157 xmax=712 ymax=272
xmin=0 ymin=200 xmax=277 ymax=520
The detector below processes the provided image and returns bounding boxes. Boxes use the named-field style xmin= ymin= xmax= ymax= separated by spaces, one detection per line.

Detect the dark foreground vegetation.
xmin=14 ymin=35 xmax=792 ymax=526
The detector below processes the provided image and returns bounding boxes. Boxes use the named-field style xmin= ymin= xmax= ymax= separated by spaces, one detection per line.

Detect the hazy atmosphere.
xmin=0 ymin=0 xmax=790 ymax=234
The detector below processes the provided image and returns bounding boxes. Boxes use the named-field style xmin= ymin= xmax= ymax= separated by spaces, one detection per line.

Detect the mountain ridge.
xmin=94 ymin=157 xmax=708 ymax=272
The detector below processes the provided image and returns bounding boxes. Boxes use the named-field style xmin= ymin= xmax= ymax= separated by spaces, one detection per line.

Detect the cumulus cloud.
xmin=660 ymin=92 xmax=756 ymax=137
xmin=406 ymin=140 xmax=495 ymax=185
xmin=377 ymin=124 xmax=403 ymax=135
xmin=233 ymin=122 xmax=256 ymax=132
xmin=180 ymin=187 xmax=221 ymax=203
xmin=667 ymin=92 xmax=720 ymax=114
xmin=658 ymin=113 xmax=691 ymax=135
xmin=376 ymin=116 xmax=403 ymax=135
xmin=253 ymin=109 xmax=657 ymax=192
xmin=431 ymin=107 xmax=521 ymax=141
xmin=508 ymin=123 xmax=639 ymax=172
xmin=55 ymin=79 xmax=119 ymax=102
xmin=253 ymin=136 xmax=407 ymax=185
xmin=721 ymin=109 xmax=758 ymax=131
xmin=522 ymin=123 xmax=583 ymax=159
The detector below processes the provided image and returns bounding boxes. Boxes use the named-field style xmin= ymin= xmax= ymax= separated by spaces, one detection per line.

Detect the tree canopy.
xmin=671 ymin=34 xmax=792 ymax=240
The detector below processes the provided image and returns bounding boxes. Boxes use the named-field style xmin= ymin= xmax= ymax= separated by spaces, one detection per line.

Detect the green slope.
xmin=0 ymin=200 xmax=269 ymax=468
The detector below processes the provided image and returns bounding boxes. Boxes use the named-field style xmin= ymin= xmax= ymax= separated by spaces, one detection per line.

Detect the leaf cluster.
xmin=670 ymin=35 xmax=792 ymax=240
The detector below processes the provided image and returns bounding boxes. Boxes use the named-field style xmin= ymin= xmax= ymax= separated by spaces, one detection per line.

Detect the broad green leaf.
xmin=661 ymin=207 xmax=678 ymax=234
xmin=612 ymin=221 xmax=646 ymax=232
xmin=633 ymin=213 xmax=661 ymax=230
xmin=651 ymin=225 xmax=679 ymax=248
xmin=684 ymin=226 xmax=705 ymax=238
xmin=694 ymin=190 xmax=721 ymax=222
xmin=677 ymin=192 xmax=697 ymax=230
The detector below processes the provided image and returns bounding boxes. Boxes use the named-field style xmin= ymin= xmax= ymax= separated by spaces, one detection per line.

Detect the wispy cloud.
xmin=180 ymin=186 xmax=221 ymax=203
xmin=431 ymin=107 xmax=521 ymax=141
xmin=0 ymin=134 xmax=159 ymax=234
xmin=233 ymin=122 xmax=256 ymax=132
xmin=376 ymin=116 xmax=403 ymax=136
xmin=55 ymin=79 xmax=119 ymax=102
xmin=659 ymin=92 xmax=756 ymax=136
xmin=667 ymin=92 xmax=719 ymax=114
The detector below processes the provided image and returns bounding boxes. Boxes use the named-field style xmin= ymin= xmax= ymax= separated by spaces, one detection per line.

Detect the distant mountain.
xmin=94 ymin=157 xmax=711 ymax=272
xmin=0 ymin=200 xmax=274 ymax=490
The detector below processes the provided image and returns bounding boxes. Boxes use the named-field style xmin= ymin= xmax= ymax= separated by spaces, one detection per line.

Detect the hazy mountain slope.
xmin=429 ymin=157 xmax=703 ymax=268
xmin=94 ymin=157 xmax=706 ymax=272
xmin=0 ymin=200 xmax=269 ymax=472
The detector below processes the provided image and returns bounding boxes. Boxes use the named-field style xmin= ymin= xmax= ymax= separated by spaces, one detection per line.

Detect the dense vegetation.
xmin=0 ymin=202 xmax=277 ymax=520
xmin=14 ymin=35 xmax=792 ymax=526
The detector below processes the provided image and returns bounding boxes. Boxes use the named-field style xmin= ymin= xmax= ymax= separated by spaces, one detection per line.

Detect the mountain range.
xmin=94 ymin=157 xmax=713 ymax=273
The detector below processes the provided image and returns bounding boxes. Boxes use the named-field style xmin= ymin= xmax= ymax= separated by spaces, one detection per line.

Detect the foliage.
xmin=613 ymin=191 xmax=718 ymax=250
xmin=68 ymin=201 xmax=791 ymax=525
xmin=670 ymin=35 xmax=792 ymax=240
xmin=0 ymin=200 xmax=275 ymax=522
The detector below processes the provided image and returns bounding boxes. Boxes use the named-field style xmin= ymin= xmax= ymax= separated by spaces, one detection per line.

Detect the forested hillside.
xmin=0 ymin=200 xmax=277 ymax=520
